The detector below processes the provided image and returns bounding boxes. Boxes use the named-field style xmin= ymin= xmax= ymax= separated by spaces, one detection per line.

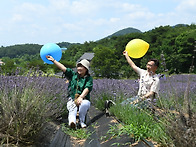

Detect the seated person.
xmin=46 ymin=56 xmax=93 ymax=129
xmin=105 ymin=51 xmax=160 ymax=113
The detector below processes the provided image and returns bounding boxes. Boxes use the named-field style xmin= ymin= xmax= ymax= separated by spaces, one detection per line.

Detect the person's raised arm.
xmin=46 ymin=55 xmax=66 ymax=73
xmin=123 ymin=51 xmax=138 ymax=72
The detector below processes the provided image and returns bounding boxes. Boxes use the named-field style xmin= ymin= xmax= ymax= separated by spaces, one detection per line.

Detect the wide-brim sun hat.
xmin=76 ymin=59 xmax=90 ymax=71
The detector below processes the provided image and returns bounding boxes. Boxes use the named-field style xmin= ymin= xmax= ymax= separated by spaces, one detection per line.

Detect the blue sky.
xmin=0 ymin=0 xmax=195 ymax=46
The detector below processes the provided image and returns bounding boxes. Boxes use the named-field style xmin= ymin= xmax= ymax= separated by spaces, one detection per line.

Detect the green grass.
xmin=107 ymin=103 xmax=172 ymax=146
xmin=61 ymin=123 xmax=92 ymax=139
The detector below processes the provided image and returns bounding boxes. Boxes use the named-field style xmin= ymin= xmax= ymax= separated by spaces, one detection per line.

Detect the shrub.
xmin=0 ymin=69 xmax=67 ymax=145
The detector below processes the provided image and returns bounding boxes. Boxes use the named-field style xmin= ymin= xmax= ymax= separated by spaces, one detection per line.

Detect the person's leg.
xmin=121 ymin=96 xmax=139 ymax=105
xmin=78 ymin=99 xmax=90 ymax=128
xmin=67 ymin=99 xmax=77 ymax=128
xmin=68 ymin=107 xmax=77 ymax=127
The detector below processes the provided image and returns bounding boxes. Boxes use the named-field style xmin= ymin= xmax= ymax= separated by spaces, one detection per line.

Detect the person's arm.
xmin=141 ymin=91 xmax=155 ymax=100
xmin=79 ymin=88 xmax=90 ymax=99
xmin=46 ymin=55 xmax=66 ymax=72
xmin=76 ymin=88 xmax=89 ymax=105
xmin=76 ymin=77 xmax=93 ymax=105
xmin=123 ymin=51 xmax=138 ymax=73
xmin=132 ymin=91 xmax=155 ymax=104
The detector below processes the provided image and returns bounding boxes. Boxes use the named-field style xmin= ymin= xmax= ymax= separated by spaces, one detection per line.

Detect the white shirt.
xmin=135 ymin=67 xmax=160 ymax=97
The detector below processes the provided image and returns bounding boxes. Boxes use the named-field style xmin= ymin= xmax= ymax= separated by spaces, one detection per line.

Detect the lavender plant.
xmin=158 ymin=74 xmax=196 ymax=147
xmin=91 ymin=78 xmax=138 ymax=110
xmin=0 ymin=68 xmax=67 ymax=145
xmin=92 ymin=74 xmax=196 ymax=146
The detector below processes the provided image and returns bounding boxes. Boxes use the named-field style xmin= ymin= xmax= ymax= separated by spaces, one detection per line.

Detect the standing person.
xmin=46 ymin=56 xmax=93 ymax=129
xmin=122 ymin=50 xmax=160 ymax=106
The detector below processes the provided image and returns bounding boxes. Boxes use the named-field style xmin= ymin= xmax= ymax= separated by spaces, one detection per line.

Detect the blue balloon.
xmin=40 ymin=43 xmax=62 ymax=64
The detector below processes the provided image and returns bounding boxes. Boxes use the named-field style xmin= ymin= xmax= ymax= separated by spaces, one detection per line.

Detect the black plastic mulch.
xmin=34 ymin=106 xmax=155 ymax=147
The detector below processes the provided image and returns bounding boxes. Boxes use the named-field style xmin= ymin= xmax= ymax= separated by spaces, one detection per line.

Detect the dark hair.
xmin=148 ymin=59 xmax=159 ymax=67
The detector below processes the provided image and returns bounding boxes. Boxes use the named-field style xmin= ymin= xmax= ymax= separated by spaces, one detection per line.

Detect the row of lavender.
xmin=1 ymin=72 xmax=195 ymax=112
xmin=0 ymin=71 xmax=195 ymax=145
xmin=0 ymin=70 xmax=68 ymax=144
xmin=91 ymin=74 xmax=196 ymax=102
xmin=1 ymin=73 xmax=195 ymax=111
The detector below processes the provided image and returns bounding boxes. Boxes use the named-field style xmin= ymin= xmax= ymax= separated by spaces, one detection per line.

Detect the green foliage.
xmin=0 ymin=44 xmax=41 ymax=58
xmin=94 ymin=93 xmax=113 ymax=111
xmin=1 ymin=59 xmax=17 ymax=75
xmin=174 ymin=29 xmax=196 ymax=73
xmin=25 ymin=59 xmax=48 ymax=73
xmin=107 ymin=104 xmax=171 ymax=146
xmin=0 ymin=24 xmax=196 ymax=76
xmin=57 ymin=42 xmax=79 ymax=49
xmin=92 ymin=45 xmax=120 ymax=78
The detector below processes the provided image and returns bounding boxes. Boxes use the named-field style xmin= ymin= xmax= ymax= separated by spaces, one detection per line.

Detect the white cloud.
xmin=121 ymin=3 xmax=146 ymax=12
xmin=49 ymin=0 xmax=70 ymax=10
xmin=70 ymin=0 xmax=98 ymax=15
xmin=10 ymin=2 xmax=48 ymax=24
xmin=0 ymin=0 xmax=195 ymax=46
xmin=12 ymin=14 xmax=23 ymax=21
xmin=110 ymin=18 xmax=120 ymax=23
xmin=62 ymin=23 xmax=82 ymax=31
xmin=176 ymin=0 xmax=196 ymax=12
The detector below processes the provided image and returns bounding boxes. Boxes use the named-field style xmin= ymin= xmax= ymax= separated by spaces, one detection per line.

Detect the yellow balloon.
xmin=125 ymin=39 xmax=149 ymax=58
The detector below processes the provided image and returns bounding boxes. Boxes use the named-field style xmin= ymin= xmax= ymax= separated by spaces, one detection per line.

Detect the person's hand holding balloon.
xmin=40 ymin=43 xmax=62 ymax=64
xmin=123 ymin=50 xmax=128 ymax=56
xmin=46 ymin=55 xmax=55 ymax=62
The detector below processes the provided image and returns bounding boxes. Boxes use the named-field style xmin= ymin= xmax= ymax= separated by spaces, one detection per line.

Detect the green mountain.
xmin=0 ymin=42 xmax=79 ymax=59
xmin=104 ymin=27 xmax=142 ymax=39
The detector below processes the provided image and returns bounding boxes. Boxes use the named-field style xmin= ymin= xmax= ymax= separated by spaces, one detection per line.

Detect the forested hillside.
xmin=0 ymin=24 xmax=195 ymax=78
xmin=0 ymin=42 xmax=79 ymax=59
xmin=104 ymin=27 xmax=142 ymax=39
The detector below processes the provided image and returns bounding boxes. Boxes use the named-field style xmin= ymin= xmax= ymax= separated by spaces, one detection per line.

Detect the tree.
xmin=174 ymin=30 xmax=196 ymax=73
xmin=1 ymin=59 xmax=16 ymax=75
xmin=91 ymin=46 xmax=120 ymax=78
xmin=25 ymin=59 xmax=48 ymax=73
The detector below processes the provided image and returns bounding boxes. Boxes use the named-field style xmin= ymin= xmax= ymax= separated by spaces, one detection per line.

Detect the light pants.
xmin=67 ymin=98 xmax=90 ymax=125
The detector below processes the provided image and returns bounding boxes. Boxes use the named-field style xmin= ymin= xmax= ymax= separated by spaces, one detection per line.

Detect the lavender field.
xmin=0 ymin=70 xmax=68 ymax=145
xmin=91 ymin=74 xmax=196 ymax=108
xmin=91 ymin=74 xmax=196 ymax=146
xmin=0 ymin=70 xmax=196 ymax=146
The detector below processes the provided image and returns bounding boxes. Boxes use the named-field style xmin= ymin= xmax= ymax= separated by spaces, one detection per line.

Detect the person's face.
xmin=146 ymin=61 xmax=157 ymax=73
xmin=77 ymin=64 xmax=87 ymax=77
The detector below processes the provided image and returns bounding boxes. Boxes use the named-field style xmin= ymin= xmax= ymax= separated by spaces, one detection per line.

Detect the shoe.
xmin=69 ymin=122 xmax=76 ymax=129
xmin=105 ymin=100 xmax=116 ymax=116
xmin=80 ymin=122 xmax=87 ymax=128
